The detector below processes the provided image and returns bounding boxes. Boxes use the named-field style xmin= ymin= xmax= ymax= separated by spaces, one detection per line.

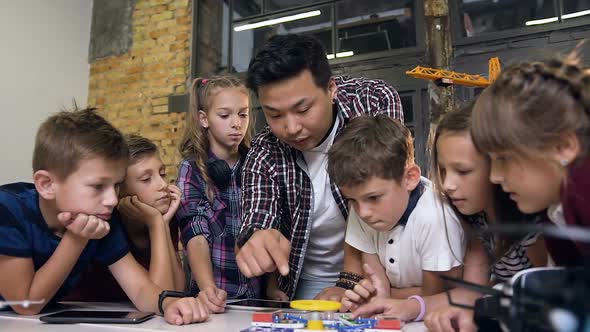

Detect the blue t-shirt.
xmin=0 ymin=182 xmax=130 ymax=304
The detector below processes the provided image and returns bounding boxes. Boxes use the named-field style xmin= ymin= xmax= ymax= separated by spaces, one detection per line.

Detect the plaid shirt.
xmin=239 ymin=75 xmax=403 ymax=298
xmin=176 ymin=155 xmax=262 ymax=299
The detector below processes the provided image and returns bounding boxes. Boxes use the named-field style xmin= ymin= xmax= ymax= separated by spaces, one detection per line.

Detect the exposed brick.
xmin=152 ymin=97 xmax=168 ymax=106
xmin=134 ymin=39 xmax=157 ymax=50
xmin=134 ymin=0 xmax=151 ymax=10
xmin=150 ymin=11 xmax=173 ymax=22
xmin=156 ymin=19 xmax=177 ymax=29
xmin=149 ymin=0 xmax=172 ymax=6
xmin=157 ymin=35 xmax=176 ymax=45
xmin=175 ymin=33 xmax=189 ymax=42
xmin=135 ymin=5 xmax=168 ymax=17
xmin=134 ymin=15 xmax=149 ymax=26
xmin=170 ymin=42 xmax=186 ymax=52
xmin=149 ymin=28 xmax=169 ymax=39
xmin=174 ymin=85 xmax=187 ymax=94
xmin=126 ymin=66 xmax=143 ymax=74
xmin=176 ymin=16 xmax=190 ymax=25
xmin=124 ymin=99 xmax=144 ymax=109
xmin=88 ymin=0 xmax=191 ymax=179
xmin=152 ymin=105 xmax=168 ymax=114
xmin=167 ymin=25 xmax=191 ymax=33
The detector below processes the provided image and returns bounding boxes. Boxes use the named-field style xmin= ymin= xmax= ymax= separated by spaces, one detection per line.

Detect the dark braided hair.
xmin=471 ymin=53 xmax=590 ymax=160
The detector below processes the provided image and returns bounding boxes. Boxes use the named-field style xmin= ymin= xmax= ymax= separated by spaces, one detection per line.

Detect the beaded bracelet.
xmin=339 ymin=271 xmax=363 ymax=283
xmin=335 ymin=279 xmax=357 ymax=290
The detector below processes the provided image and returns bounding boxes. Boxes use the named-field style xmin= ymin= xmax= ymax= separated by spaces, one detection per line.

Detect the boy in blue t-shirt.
xmin=0 ymin=108 xmax=207 ymax=325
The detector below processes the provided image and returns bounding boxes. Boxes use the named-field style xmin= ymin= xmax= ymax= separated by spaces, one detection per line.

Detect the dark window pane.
xmin=232 ymin=0 xmax=262 ymax=18
xmin=337 ymin=0 xmax=416 ymax=56
xmin=232 ymin=5 xmax=332 ymax=72
xmin=460 ymin=0 xmax=556 ymax=37
xmin=400 ymin=94 xmax=414 ymax=124
xmin=563 ymin=1 xmax=590 ymax=24
xmin=265 ymin=0 xmax=325 ymax=12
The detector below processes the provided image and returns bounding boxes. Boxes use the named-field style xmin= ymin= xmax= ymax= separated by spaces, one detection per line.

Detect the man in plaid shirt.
xmin=235 ymin=34 xmax=403 ymax=300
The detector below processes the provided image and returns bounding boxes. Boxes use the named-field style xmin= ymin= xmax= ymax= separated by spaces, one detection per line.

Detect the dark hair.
xmin=126 ymin=134 xmax=158 ymax=164
xmin=328 ymin=115 xmax=413 ymax=187
xmin=33 ymin=107 xmax=129 ymax=180
xmin=246 ymin=34 xmax=332 ymax=96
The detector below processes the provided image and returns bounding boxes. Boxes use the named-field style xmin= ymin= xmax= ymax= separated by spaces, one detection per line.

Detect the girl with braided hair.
xmin=426 ymin=53 xmax=590 ymax=332
xmin=470 ymin=54 xmax=590 ymax=265
xmin=176 ymin=76 xmax=263 ymax=312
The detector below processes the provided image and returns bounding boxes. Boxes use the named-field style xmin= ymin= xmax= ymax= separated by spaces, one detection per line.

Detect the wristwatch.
xmin=236 ymin=225 xmax=258 ymax=248
xmin=158 ymin=290 xmax=186 ymax=314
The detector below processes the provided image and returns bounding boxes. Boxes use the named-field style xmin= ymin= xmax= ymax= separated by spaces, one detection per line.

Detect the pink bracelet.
xmin=407 ymin=295 xmax=426 ymax=321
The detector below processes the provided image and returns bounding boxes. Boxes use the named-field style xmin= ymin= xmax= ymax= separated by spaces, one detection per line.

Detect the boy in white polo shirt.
xmin=327 ymin=115 xmax=465 ymax=317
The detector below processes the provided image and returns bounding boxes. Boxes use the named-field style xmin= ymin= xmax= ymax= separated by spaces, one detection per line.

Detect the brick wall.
xmin=87 ymin=0 xmax=192 ymax=180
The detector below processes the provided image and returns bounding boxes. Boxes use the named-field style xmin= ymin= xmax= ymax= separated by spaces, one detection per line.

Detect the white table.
xmin=0 ymin=302 xmax=428 ymax=331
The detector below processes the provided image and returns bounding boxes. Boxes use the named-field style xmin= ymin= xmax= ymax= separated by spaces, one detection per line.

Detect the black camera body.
xmin=473 ymin=267 xmax=590 ymax=332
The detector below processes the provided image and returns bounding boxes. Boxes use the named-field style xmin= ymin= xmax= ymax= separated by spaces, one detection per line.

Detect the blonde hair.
xmin=178 ymin=76 xmax=253 ymax=202
xmin=471 ymin=52 xmax=590 ymax=161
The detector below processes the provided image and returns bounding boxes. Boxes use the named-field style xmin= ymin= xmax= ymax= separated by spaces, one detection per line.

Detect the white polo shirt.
xmin=345 ymin=180 xmax=465 ymax=288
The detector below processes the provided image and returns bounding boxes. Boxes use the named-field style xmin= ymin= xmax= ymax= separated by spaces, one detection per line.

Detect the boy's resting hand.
xmin=197 ymin=286 xmax=227 ymax=313
xmin=162 ymin=185 xmax=181 ymax=225
xmin=58 ymin=212 xmax=110 ymax=239
xmin=118 ymin=196 xmax=162 ymax=227
xmin=236 ymin=229 xmax=291 ymax=277
xmin=163 ymin=297 xmax=210 ymax=325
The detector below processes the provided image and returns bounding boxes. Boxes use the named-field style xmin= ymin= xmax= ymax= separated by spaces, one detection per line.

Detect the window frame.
xmin=450 ymin=0 xmax=590 ymax=47
xmin=223 ymin=0 xmax=425 ymax=73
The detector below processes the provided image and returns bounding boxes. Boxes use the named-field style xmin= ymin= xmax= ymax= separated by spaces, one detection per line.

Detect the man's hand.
xmin=266 ymin=285 xmax=289 ymax=301
xmin=58 ymin=212 xmax=110 ymax=239
xmin=197 ymin=286 xmax=227 ymax=313
xmin=315 ymin=287 xmax=346 ymax=302
xmin=236 ymin=229 xmax=291 ymax=277
xmin=162 ymin=185 xmax=181 ymax=225
xmin=163 ymin=297 xmax=210 ymax=325
xmin=425 ymin=306 xmax=477 ymax=332
xmin=118 ymin=196 xmax=162 ymax=227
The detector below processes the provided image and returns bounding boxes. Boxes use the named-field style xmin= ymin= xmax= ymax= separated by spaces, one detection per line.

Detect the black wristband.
xmin=158 ymin=290 xmax=186 ymax=314
xmin=236 ymin=225 xmax=258 ymax=248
